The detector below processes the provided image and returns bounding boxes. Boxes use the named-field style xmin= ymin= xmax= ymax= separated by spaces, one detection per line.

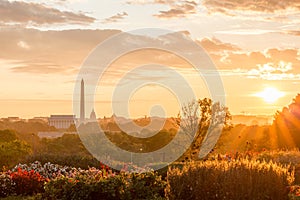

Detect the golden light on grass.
xmin=255 ymin=87 xmax=285 ymax=103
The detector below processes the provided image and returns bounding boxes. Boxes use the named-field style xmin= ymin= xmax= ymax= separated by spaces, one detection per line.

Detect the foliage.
xmin=12 ymin=161 xmax=80 ymax=179
xmin=10 ymin=168 xmax=47 ymax=196
xmin=0 ymin=140 xmax=31 ymax=168
xmin=256 ymin=150 xmax=300 ymax=184
xmin=0 ymin=172 xmax=15 ymax=197
xmin=105 ymin=129 xmax=174 ymax=153
xmin=0 ymin=129 xmax=18 ymax=143
xmin=38 ymin=134 xmax=90 ymax=155
xmin=43 ymin=173 xmax=126 ymax=200
xmin=289 ymin=185 xmax=300 ymax=200
xmin=0 ymin=120 xmax=55 ymax=135
xmin=175 ymin=98 xmax=232 ymax=162
xmin=166 ymin=159 xmax=294 ymax=200
xmin=42 ymin=171 xmax=165 ymax=200
xmin=23 ymin=154 xmax=100 ymax=169
xmin=1 ymin=195 xmax=38 ymax=200
xmin=1 ymin=160 xmax=165 ymax=199
xmin=127 ymin=172 xmax=166 ymax=199
xmin=273 ymin=94 xmax=300 ymax=148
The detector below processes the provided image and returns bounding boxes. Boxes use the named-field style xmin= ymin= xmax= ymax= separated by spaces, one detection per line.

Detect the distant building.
xmin=38 ymin=132 xmax=77 ymax=139
xmin=48 ymin=115 xmax=75 ymax=129
xmin=48 ymin=79 xmax=98 ymax=128
xmin=90 ymin=109 xmax=97 ymax=120
xmin=38 ymin=132 xmax=65 ymax=138
xmin=28 ymin=117 xmax=48 ymax=123
xmin=7 ymin=117 xmax=21 ymax=122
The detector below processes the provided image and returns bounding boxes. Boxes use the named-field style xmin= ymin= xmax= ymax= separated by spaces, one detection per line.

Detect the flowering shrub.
xmin=0 ymin=172 xmax=15 ymax=197
xmin=42 ymin=171 xmax=166 ymax=200
xmin=10 ymin=168 xmax=47 ymax=196
xmin=119 ymin=163 xmax=154 ymax=173
xmin=166 ymin=159 xmax=294 ymax=200
xmin=12 ymin=161 xmax=79 ymax=179
xmin=43 ymin=174 xmax=127 ymax=200
xmin=0 ymin=157 xmax=298 ymax=199
xmin=24 ymin=154 xmax=100 ymax=169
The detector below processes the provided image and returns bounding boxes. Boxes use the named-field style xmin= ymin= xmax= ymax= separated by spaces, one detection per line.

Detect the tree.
xmin=0 ymin=140 xmax=31 ymax=168
xmin=0 ymin=129 xmax=17 ymax=142
xmin=175 ymin=98 xmax=232 ymax=162
xmin=272 ymin=94 xmax=300 ymax=148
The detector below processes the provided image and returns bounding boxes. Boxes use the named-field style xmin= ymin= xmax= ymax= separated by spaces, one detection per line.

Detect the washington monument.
xmin=80 ymin=79 xmax=85 ymax=123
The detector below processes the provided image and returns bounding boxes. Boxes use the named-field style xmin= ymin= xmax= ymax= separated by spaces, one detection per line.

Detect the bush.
xmin=42 ymin=171 xmax=166 ymax=200
xmin=127 ymin=172 xmax=166 ymax=199
xmin=0 ymin=172 xmax=15 ymax=197
xmin=166 ymin=159 xmax=294 ymax=200
xmin=256 ymin=150 xmax=300 ymax=184
xmin=12 ymin=161 xmax=80 ymax=179
xmin=10 ymin=168 xmax=47 ymax=196
xmin=23 ymin=154 xmax=100 ymax=169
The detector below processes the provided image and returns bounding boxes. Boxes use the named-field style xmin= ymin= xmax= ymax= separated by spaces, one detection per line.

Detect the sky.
xmin=1 ymin=0 xmax=300 ymax=118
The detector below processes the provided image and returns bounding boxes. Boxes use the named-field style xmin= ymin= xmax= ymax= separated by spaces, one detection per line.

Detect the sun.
xmin=255 ymin=87 xmax=285 ymax=103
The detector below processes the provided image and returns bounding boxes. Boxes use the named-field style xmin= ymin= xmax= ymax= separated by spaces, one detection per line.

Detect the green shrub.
xmin=42 ymin=171 xmax=166 ymax=200
xmin=166 ymin=159 xmax=294 ymax=200
xmin=127 ymin=172 xmax=166 ymax=199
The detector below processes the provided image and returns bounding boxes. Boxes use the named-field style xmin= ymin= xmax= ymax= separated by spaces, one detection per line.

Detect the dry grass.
xmin=166 ymin=159 xmax=294 ymax=200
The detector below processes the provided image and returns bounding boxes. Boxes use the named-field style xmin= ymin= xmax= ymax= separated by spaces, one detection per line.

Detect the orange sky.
xmin=1 ymin=0 xmax=300 ymax=118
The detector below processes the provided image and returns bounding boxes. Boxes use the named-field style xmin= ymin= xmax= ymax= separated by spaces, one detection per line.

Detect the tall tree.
xmin=175 ymin=98 xmax=232 ymax=162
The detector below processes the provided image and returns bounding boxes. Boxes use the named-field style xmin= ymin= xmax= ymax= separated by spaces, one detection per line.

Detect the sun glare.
xmin=255 ymin=87 xmax=285 ymax=103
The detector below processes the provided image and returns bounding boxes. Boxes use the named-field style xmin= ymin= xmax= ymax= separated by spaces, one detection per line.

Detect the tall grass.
xmin=166 ymin=159 xmax=294 ymax=200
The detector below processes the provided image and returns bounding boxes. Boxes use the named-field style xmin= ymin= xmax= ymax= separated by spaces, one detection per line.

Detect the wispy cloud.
xmin=10 ymin=63 xmax=75 ymax=74
xmin=284 ymin=30 xmax=300 ymax=36
xmin=126 ymin=0 xmax=177 ymax=5
xmin=215 ymin=29 xmax=277 ymax=35
xmin=126 ymin=0 xmax=198 ymax=19
xmin=0 ymin=0 xmax=95 ymax=25
xmin=153 ymin=1 xmax=197 ymax=19
xmin=102 ymin=12 xmax=128 ymax=24
xmin=198 ymin=37 xmax=241 ymax=53
xmin=203 ymin=0 xmax=300 ymax=14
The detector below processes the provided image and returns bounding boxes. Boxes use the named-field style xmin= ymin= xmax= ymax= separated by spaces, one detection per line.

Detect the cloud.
xmin=198 ymin=37 xmax=241 ymax=53
xmin=0 ymin=28 xmax=121 ymax=74
xmin=202 ymin=0 xmax=300 ymax=15
xmin=102 ymin=12 xmax=128 ymax=24
xmin=17 ymin=41 xmax=30 ymax=50
xmin=2 ymin=27 xmax=300 ymax=83
xmin=0 ymin=0 xmax=95 ymax=25
xmin=215 ymin=48 xmax=300 ymax=70
xmin=153 ymin=1 xmax=197 ymax=18
xmin=195 ymin=37 xmax=300 ymax=80
xmin=126 ymin=0 xmax=198 ymax=18
xmin=215 ymin=29 xmax=277 ymax=35
xmin=285 ymin=30 xmax=300 ymax=36
xmin=126 ymin=0 xmax=177 ymax=5
xmin=246 ymin=62 xmax=300 ymax=80
xmin=10 ymin=63 xmax=74 ymax=74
